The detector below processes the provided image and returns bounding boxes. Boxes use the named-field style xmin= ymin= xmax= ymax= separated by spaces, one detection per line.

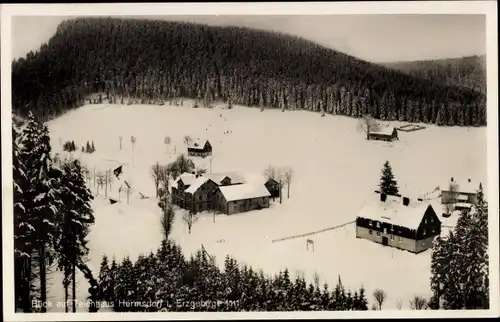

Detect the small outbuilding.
xmin=368 ymin=126 xmax=399 ymax=141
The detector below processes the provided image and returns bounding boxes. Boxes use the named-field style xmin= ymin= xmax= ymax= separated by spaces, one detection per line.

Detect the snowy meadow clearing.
xmin=45 ymin=101 xmax=487 ymax=311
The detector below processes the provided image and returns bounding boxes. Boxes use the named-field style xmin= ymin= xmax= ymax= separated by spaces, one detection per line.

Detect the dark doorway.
xmin=382 ymin=236 xmax=389 ymax=246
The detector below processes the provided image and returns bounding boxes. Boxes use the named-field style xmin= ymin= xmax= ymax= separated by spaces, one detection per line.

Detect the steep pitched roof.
xmin=187 ymin=139 xmax=209 ymax=150
xmin=173 ymin=172 xmax=197 ymax=188
xmin=203 ymin=171 xmax=246 ymax=185
xmin=440 ymin=179 xmax=479 ymax=195
xmin=357 ymin=195 xmax=433 ymax=230
xmin=184 ymin=177 xmax=216 ymax=194
xmin=218 ymin=183 xmax=271 ymax=202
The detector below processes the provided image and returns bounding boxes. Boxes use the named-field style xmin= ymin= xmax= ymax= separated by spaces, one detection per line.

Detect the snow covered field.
xmin=45 ymin=101 xmax=487 ymax=311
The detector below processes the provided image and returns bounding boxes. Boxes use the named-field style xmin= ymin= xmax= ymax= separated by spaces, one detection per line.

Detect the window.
xmin=376 ymin=231 xmax=380 ymax=237
xmin=398 ymin=236 xmax=402 ymax=243
xmin=376 ymin=222 xmax=380 ymax=228
xmin=199 ymin=195 xmax=202 ymax=201
xmin=369 ymin=230 xmax=373 ymax=235
xmin=432 ymin=228 xmax=435 ymax=233
xmin=368 ymin=220 xmax=372 ymax=226
xmin=390 ymin=234 xmax=394 ymax=240
xmin=423 ymin=229 xmax=426 ymax=236
xmin=424 ymin=218 xmax=427 ymax=224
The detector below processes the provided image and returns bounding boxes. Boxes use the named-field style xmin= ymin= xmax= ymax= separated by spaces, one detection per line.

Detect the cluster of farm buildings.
xmin=175 ymin=136 xmax=482 ymax=254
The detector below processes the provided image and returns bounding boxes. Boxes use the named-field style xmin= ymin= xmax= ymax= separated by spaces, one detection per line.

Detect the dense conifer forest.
xmin=382 ymin=55 xmax=486 ymax=94
xmin=12 ymin=17 xmax=486 ymax=126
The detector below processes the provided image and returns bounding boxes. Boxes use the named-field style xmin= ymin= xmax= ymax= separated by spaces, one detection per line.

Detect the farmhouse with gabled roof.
xmin=368 ymin=126 xmax=399 ymax=141
xmin=187 ymin=139 xmax=212 ymax=158
xmin=356 ymin=193 xmax=441 ymax=253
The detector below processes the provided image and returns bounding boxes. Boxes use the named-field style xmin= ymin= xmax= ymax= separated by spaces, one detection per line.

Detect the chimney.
xmin=451 ymin=177 xmax=454 ymax=182
xmin=468 ymin=178 xmax=471 ymax=183
xmin=403 ymin=197 xmax=410 ymax=206
xmin=380 ymin=193 xmax=387 ymax=202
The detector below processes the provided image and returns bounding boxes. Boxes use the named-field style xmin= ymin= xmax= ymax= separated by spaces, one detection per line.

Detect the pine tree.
xmin=91 ymin=141 xmax=96 ymax=153
xmin=85 ymin=141 xmax=91 ymax=153
xmin=20 ymin=112 xmax=63 ymax=312
xmin=57 ymin=159 xmax=95 ymax=312
xmin=379 ymin=161 xmax=399 ymax=196
xmin=430 ymin=184 xmax=489 ymax=309
xmin=13 ymin=123 xmax=33 ymax=312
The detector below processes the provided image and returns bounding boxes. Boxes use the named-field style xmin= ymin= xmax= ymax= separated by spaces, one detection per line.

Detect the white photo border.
xmin=1 ymin=1 xmax=498 ymax=320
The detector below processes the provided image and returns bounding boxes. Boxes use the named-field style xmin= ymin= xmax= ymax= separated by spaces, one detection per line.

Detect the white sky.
xmin=11 ymin=15 xmax=486 ymax=63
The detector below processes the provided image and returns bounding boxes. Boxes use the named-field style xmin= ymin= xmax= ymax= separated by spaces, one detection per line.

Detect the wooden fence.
xmin=271 ymin=220 xmax=356 ymax=243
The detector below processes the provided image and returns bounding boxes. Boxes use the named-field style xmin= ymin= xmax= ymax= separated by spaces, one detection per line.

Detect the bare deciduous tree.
xmin=445 ymin=181 xmax=460 ymax=215
xmin=183 ymin=210 xmax=199 ymax=234
xmin=373 ymin=289 xmax=387 ymax=310
xmin=409 ymin=296 xmax=428 ymax=310
xmin=396 ymin=299 xmax=403 ymax=310
xmin=151 ymin=162 xmax=162 ymax=198
xmin=124 ymin=183 xmax=133 ymax=204
xmin=263 ymin=165 xmax=276 ymax=181
xmin=160 ymin=201 xmax=176 ymax=240
xmin=159 ymin=164 xmax=171 ymax=197
xmin=96 ymin=171 xmax=106 ymax=195
xmin=184 ymin=135 xmax=192 ymax=146
xmin=284 ymin=167 xmax=294 ymax=199
xmin=119 ymin=136 xmax=122 ymax=150
xmin=357 ymin=114 xmax=378 ymax=140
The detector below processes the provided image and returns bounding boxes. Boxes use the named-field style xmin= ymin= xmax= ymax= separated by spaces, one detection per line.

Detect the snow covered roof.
xmin=184 ymin=177 xmax=211 ymax=194
xmin=369 ymin=126 xmax=396 ymax=136
xmin=174 ymin=173 xmax=197 ymax=188
xmin=203 ymin=172 xmax=246 ymax=185
xmin=218 ymin=183 xmax=271 ymax=202
xmin=357 ymin=195 xmax=433 ymax=230
xmin=440 ymin=179 xmax=479 ymax=194
xmin=187 ymin=139 xmax=209 ymax=150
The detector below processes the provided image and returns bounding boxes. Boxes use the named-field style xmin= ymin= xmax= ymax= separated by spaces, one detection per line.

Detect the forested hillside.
xmin=382 ymin=55 xmax=486 ymax=94
xmin=12 ymin=17 xmax=487 ymax=126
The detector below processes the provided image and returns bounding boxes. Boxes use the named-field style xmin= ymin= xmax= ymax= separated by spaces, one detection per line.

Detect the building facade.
xmin=214 ymin=184 xmax=271 ymax=215
xmin=440 ymin=178 xmax=480 ymax=205
xmin=187 ymin=140 xmax=212 ymax=158
xmin=356 ymin=194 xmax=441 ymax=253
xmin=368 ymin=127 xmax=399 ymax=141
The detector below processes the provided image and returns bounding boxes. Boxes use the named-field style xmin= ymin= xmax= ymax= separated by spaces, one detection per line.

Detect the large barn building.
xmin=356 ymin=193 xmax=441 ymax=253
xmin=214 ymin=183 xmax=271 ymax=215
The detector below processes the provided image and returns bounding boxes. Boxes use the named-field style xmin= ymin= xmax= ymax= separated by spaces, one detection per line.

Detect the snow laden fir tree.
xmin=430 ymin=185 xmax=489 ymax=309
xmin=97 ymin=240 xmax=370 ymax=312
xmin=12 ymin=112 xmax=98 ymax=313
xmin=379 ymin=161 xmax=399 ymax=196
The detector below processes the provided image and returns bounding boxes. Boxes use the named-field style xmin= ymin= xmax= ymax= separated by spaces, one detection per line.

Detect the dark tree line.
xmin=382 ymin=55 xmax=486 ymax=94
xmin=12 ymin=17 xmax=486 ymax=126
xmin=98 ymin=241 xmax=369 ymax=312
